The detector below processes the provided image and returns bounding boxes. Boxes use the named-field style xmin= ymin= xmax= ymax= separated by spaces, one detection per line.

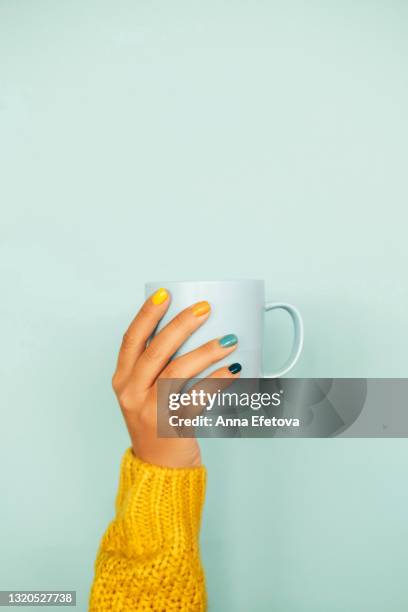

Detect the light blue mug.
xmin=145 ymin=279 xmax=303 ymax=378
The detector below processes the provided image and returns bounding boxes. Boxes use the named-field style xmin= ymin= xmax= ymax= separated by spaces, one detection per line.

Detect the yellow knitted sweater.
xmin=89 ymin=449 xmax=207 ymax=611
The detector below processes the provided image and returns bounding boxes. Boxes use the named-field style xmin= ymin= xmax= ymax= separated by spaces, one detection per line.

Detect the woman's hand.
xmin=112 ymin=288 xmax=241 ymax=468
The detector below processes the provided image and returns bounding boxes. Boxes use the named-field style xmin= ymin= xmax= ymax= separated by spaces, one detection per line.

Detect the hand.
xmin=112 ymin=288 xmax=242 ymax=468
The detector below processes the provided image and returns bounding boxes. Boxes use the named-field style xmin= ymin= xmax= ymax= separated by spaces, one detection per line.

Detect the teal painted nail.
xmin=219 ymin=334 xmax=238 ymax=348
xmin=228 ymin=362 xmax=242 ymax=374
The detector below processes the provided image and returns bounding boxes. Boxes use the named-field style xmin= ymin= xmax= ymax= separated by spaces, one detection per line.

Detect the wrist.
xmin=131 ymin=444 xmax=202 ymax=469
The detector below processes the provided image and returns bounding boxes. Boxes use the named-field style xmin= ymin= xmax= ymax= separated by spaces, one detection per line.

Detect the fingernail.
xmin=192 ymin=301 xmax=211 ymax=317
xmin=219 ymin=334 xmax=238 ymax=348
xmin=151 ymin=288 xmax=169 ymax=305
xmin=228 ymin=362 xmax=242 ymax=374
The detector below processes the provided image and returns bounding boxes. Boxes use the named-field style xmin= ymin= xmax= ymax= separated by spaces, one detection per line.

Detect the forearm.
xmin=89 ymin=449 xmax=207 ymax=611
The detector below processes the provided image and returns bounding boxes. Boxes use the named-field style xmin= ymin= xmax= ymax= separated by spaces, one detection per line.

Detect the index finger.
xmin=113 ymin=288 xmax=171 ymax=387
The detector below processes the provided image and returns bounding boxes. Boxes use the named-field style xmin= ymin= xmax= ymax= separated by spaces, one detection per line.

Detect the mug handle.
xmin=263 ymin=302 xmax=304 ymax=378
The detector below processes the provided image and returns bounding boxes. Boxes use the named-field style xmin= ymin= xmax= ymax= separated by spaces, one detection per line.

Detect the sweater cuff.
xmin=112 ymin=449 xmax=207 ymax=557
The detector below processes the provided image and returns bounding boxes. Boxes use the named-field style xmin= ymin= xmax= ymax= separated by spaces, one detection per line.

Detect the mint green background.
xmin=1 ymin=1 xmax=407 ymax=610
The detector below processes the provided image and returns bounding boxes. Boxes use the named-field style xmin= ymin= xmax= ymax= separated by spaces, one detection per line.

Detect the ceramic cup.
xmin=145 ymin=279 xmax=303 ymax=377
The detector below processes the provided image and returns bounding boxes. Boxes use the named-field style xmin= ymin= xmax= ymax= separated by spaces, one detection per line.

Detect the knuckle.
xmin=143 ymin=341 xmax=162 ymax=363
xmin=118 ymin=389 xmax=133 ymax=412
xmin=121 ymin=330 xmax=137 ymax=350
xmin=170 ymin=313 xmax=185 ymax=332
xmin=211 ymin=341 xmax=225 ymax=362
xmin=199 ymin=341 xmax=219 ymax=364
xmin=140 ymin=301 xmax=153 ymax=318
xmin=111 ymin=372 xmax=120 ymax=392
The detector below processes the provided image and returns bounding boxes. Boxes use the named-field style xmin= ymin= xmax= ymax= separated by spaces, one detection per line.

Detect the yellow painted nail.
xmin=151 ymin=288 xmax=169 ymax=305
xmin=192 ymin=300 xmax=211 ymax=317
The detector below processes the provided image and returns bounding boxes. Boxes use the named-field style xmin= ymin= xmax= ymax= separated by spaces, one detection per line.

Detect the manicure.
xmin=192 ymin=301 xmax=211 ymax=317
xmin=219 ymin=334 xmax=238 ymax=348
xmin=151 ymin=288 xmax=169 ymax=305
xmin=228 ymin=363 xmax=242 ymax=374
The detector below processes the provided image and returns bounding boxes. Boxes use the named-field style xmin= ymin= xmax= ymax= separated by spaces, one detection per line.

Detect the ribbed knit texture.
xmin=89 ymin=449 xmax=207 ymax=611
